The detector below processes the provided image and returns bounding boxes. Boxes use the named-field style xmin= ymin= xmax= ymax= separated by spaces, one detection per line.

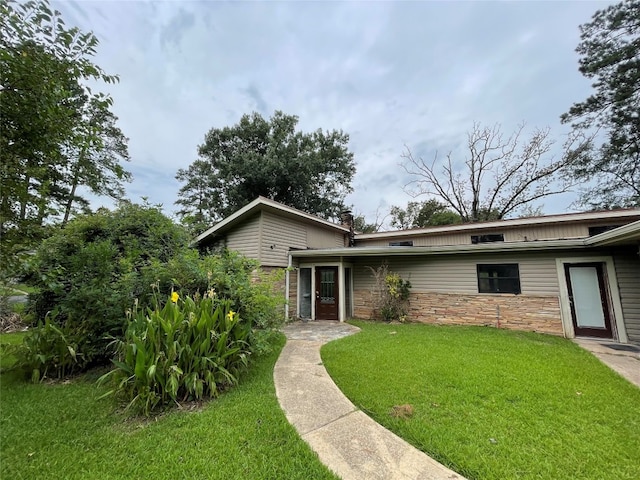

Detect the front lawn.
xmin=0 ymin=333 xmax=337 ymax=480
xmin=321 ymin=321 xmax=640 ymax=480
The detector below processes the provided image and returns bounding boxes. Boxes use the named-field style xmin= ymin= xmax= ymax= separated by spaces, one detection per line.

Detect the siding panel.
xmin=614 ymin=250 xmax=640 ymax=344
xmin=353 ymin=252 xmax=559 ymax=295
xmin=225 ymin=214 xmax=260 ymax=259
xmin=261 ymin=212 xmax=307 ymax=267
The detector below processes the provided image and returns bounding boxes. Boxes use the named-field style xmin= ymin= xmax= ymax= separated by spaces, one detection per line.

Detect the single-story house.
xmin=195 ymin=197 xmax=640 ymax=344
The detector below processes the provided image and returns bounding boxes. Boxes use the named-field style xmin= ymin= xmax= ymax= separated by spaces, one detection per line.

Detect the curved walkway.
xmin=274 ymin=321 xmax=465 ymax=480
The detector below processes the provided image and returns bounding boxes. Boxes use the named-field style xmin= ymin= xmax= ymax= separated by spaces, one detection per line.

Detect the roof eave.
xmin=290 ymin=238 xmax=589 ymax=258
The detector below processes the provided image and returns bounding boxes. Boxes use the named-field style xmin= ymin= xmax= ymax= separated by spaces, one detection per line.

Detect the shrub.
xmin=6 ymin=314 xmax=87 ymax=381
xmin=368 ymin=264 xmax=412 ymax=322
xmin=24 ymin=202 xmax=190 ymax=365
xmin=20 ymin=202 xmax=285 ymax=379
xmin=98 ymin=291 xmax=252 ymax=415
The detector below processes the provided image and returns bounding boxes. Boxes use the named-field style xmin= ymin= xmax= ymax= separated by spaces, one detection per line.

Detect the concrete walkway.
xmin=573 ymin=338 xmax=640 ymax=388
xmin=274 ymin=321 xmax=465 ymax=480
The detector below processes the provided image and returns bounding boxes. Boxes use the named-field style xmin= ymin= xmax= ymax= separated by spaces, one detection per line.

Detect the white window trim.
xmin=555 ymin=256 xmax=627 ymax=343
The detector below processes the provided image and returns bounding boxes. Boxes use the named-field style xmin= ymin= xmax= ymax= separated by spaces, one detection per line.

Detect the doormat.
xmin=602 ymin=343 xmax=640 ymax=353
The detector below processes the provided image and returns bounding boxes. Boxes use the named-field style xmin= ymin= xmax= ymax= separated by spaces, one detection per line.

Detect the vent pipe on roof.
xmin=340 ymin=210 xmax=355 ymax=247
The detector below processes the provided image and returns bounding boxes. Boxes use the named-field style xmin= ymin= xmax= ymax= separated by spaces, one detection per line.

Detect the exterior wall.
xmin=351 ymin=251 xmax=567 ymax=335
xmin=307 ymin=224 xmax=346 ymax=248
xmin=613 ymin=248 xmax=640 ymax=344
xmin=224 ymin=213 xmax=261 ymax=258
xmin=260 ymin=211 xmax=307 ymax=267
xmin=288 ymin=264 xmax=298 ymax=319
xmin=355 ymin=219 xmax=631 ymax=248
xmin=353 ymin=290 xmax=563 ymax=335
xmin=352 ymin=252 xmax=561 ymax=295
xmin=259 ymin=211 xmax=346 ymax=267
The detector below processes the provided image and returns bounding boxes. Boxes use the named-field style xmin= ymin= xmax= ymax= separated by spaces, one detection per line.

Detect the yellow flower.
xmin=227 ymin=310 xmax=236 ymax=321
xmin=171 ymin=292 xmax=179 ymax=303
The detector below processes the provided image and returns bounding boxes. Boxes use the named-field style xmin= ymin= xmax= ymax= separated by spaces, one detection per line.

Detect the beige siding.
xmin=353 ymin=252 xmax=560 ymax=295
xmin=503 ymin=224 xmax=588 ymax=242
xmin=260 ymin=211 xmax=307 ymax=267
xmin=225 ymin=214 xmax=260 ymax=258
xmin=614 ymin=250 xmax=640 ymax=344
xmin=355 ymin=221 xmax=622 ymax=248
xmin=307 ymin=224 xmax=346 ymax=248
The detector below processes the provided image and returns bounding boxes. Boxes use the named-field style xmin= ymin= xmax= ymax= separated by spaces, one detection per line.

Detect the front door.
xmin=315 ymin=266 xmax=339 ymax=320
xmin=565 ymin=263 xmax=613 ymax=338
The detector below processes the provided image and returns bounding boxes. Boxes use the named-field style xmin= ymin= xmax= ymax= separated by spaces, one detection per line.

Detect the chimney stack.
xmin=340 ymin=210 xmax=355 ymax=247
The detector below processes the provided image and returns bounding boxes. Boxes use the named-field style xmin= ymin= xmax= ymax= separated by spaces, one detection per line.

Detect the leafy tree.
xmin=389 ymin=199 xmax=461 ymax=229
xmin=176 ymin=111 xmax=356 ymax=225
xmin=401 ymin=123 xmax=585 ymax=222
xmin=0 ymin=0 xmax=129 ymax=253
xmin=353 ymin=214 xmax=379 ymax=233
xmin=561 ymin=0 xmax=640 ymax=208
xmin=60 ymin=96 xmax=131 ymax=224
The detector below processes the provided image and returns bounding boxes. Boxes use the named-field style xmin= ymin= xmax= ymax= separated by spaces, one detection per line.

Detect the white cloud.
xmin=53 ymin=0 xmax=611 ymax=221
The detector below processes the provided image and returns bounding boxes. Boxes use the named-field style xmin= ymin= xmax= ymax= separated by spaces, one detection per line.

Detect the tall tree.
xmin=176 ymin=111 xmax=356 ymax=225
xmin=0 ymin=0 xmax=129 ymax=240
xmin=561 ymin=0 xmax=640 ymax=209
xmin=389 ymin=199 xmax=461 ymax=230
xmin=60 ymin=95 xmax=131 ymax=224
xmin=401 ymin=123 xmax=585 ymax=223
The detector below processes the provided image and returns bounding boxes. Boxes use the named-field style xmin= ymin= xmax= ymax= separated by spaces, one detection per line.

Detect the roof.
xmin=356 ymin=208 xmax=640 ymax=240
xmin=290 ymin=219 xmax=640 ymax=258
xmin=194 ymin=196 xmax=349 ymax=245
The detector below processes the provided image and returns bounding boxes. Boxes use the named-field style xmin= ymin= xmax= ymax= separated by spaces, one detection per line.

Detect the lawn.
xmin=0 ymin=333 xmax=337 ymax=480
xmin=321 ymin=321 xmax=640 ymax=480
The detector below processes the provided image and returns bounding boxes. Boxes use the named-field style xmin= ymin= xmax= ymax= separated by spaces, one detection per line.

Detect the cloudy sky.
xmin=53 ymin=0 xmax=610 ymax=225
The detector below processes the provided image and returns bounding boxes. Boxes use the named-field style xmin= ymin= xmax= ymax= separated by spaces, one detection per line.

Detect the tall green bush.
xmin=18 ymin=202 xmax=285 ymax=379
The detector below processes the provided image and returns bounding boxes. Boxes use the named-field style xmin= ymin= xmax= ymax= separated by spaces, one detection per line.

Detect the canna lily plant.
xmin=98 ymin=291 xmax=252 ymax=415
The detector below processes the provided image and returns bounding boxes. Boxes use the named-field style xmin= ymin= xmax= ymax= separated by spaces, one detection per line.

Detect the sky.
xmin=52 ymin=0 xmax=612 ymax=226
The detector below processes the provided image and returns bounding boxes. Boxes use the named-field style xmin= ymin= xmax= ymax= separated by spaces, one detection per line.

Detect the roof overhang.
xmin=584 ymin=220 xmax=640 ymax=247
xmin=290 ymin=238 xmax=589 ymax=258
xmin=291 ymin=221 xmax=640 ymax=258
xmin=194 ymin=196 xmax=349 ymax=245
xmin=356 ymin=208 xmax=640 ymax=240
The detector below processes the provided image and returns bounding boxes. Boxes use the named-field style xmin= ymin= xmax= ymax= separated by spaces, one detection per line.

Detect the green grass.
xmin=321 ymin=321 xmax=640 ymax=480
xmin=0 ymin=333 xmax=337 ymax=480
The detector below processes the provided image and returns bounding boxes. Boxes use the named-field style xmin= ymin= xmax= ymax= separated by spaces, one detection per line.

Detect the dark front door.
xmin=565 ymin=263 xmax=613 ymax=338
xmin=315 ymin=267 xmax=339 ymax=320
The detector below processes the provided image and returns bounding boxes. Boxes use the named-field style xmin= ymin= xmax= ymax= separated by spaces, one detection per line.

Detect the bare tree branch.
xmin=400 ymin=123 xmax=588 ymax=222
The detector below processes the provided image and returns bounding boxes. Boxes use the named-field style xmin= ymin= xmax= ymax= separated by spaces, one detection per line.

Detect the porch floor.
xmin=573 ymin=338 xmax=640 ymax=388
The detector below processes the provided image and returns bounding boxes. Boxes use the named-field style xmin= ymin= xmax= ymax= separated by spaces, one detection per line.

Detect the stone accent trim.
xmin=354 ymin=289 xmax=563 ymax=336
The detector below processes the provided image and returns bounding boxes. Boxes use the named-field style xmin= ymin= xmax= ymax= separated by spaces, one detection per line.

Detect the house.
xmin=195 ymin=197 xmax=640 ymax=344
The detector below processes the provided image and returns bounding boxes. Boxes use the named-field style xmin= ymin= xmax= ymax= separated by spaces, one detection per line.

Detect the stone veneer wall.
xmin=353 ymin=289 xmax=564 ymax=336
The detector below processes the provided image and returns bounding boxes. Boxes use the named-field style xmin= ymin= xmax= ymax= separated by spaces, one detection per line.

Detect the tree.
xmin=176 ymin=111 xmax=356 ymax=225
xmin=401 ymin=123 xmax=585 ymax=223
xmin=0 ymin=0 xmax=129 ymax=243
xmin=561 ymin=0 xmax=640 ymax=209
xmin=353 ymin=214 xmax=381 ymax=233
xmin=389 ymin=199 xmax=461 ymax=230
xmin=60 ymin=96 xmax=131 ymax=224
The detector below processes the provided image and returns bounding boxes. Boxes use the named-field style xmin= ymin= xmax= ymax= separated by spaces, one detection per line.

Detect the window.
xmin=389 ymin=241 xmax=413 ymax=247
xmin=477 ymin=264 xmax=521 ymax=294
xmin=471 ymin=234 xmax=504 ymax=244
xmin=588 ymin=225 xmax=622 ymax=236
xmin=299 ymin=268 xmax=312 ymax=318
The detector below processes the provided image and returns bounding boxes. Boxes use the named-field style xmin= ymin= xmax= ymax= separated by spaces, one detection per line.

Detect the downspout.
xmin=285 ymin=252 xmax=292 ymax=322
